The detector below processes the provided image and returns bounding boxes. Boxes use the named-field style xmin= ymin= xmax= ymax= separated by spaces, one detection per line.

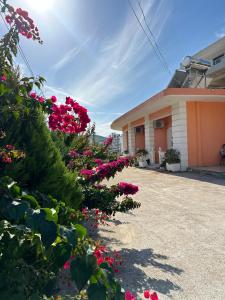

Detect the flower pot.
xmin=139 ymin=161 xmax=147 ymax=168
xmin=166 ymin=162 xmax=181 ymax=172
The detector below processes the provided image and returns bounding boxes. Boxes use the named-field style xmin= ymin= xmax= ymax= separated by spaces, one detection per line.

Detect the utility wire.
xmin=136 ymin=0 xmax=171 ymax=75
xmin=127 ymin=0 xmax=171 ymax=76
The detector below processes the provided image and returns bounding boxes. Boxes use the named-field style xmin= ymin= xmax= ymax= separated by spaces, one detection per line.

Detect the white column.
xmin=149 ymin=120 xmax=155 ymax=164
xmin=144 ymin=116 xmax=151 ymax=156
xmin=172 ymin=101 xmax=188 ymax=171
xmin=128 ymin=124 xmax=135 ymax=155
xmin=121 ymin=132 xmax=124 ymax=153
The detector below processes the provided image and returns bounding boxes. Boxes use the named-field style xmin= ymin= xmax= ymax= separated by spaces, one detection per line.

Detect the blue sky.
xmin=2 ymin=0 xmax=225 ymax=136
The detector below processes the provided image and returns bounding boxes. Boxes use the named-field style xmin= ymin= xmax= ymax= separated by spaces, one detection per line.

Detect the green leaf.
xmin=70 ymin=254 xmax=97 ymax=291
xmin=25 ymin=209 xmax=57 ymax=247
xmin=9 ymin=184 xmax=21 ymax=197
xmin=42 ymin=208 xmax=58 ymax=223
xmin=21 ymin=194 xmax=39 ymax=209
xmin=59 ymin=225 xmax=78 ymax=247
xmin=87 ymin=283 xmax=107 ymax=300
xmin=51 ymin=241 xmax=72 ymax=268
xmin=74 ymin=224 xmax=87 ymax=239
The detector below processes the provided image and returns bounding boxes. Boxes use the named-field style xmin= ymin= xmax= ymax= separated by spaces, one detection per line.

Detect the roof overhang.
xmin=111 ymin=88 xmax=225 ymax=131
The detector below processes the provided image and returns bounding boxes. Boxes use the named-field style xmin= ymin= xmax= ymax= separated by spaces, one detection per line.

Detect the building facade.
xmin=108 ymin=132 xmax=122 ymax=153
xmin=111 ymin=37 xmax=225 ymax=170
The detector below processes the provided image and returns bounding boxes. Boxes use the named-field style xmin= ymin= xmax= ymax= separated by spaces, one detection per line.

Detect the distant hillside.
xmin=92 ymin=135 xmax=106 ymax=144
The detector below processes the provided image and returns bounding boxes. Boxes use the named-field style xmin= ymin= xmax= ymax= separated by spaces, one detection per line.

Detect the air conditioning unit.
xmin=153 ymin=120 xmax=164 ymax=128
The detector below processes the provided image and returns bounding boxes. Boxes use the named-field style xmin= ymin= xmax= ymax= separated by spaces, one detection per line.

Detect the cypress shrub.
xmin=1 ymin=108 xmax=83 ymax=209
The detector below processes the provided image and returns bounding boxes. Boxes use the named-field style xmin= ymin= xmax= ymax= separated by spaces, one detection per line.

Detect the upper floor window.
xmin=213 ymin=54 xmax=224 ymax=65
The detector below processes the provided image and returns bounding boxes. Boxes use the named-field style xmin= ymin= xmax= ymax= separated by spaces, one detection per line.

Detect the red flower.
xmin=51 ymin=95 xmax=57 ymax=103
xmin=118 ymin=182 xmax=139 ymax=195
xmin=94 ymin=158 xmax=103 ymax=165
xmin=63 ymin=261 xmax=70 ymax=270
xmin=2 ymin=156 xmax=12 ymax=164
xmin=68 ymin=149 xmax=78 ymax=158
xmin=83 ymin=150 xmax=93 ymax=157
xmin=38 ymin=96 xmax=45 ymax=103
xmin=144 ymin=290 xmax=150 ymax=298
xmin=29 ymin=91 xmax=37 ymax=99
xmin=80 ymin=169 xmax=95 ymax=178
xmin=5 ymin=144 xmax=14 ymax=150
xmin=5 ymin=15 xmax=12 ymax=24
xmin=97 ymin=257 xmax=104 ymax=265
xmin=103 ymin=136 xmax=113 ymax=146
xmin=150 ymin=292 xmax=159 ymax=300
xmin=1 ymin=75 xmax=6 ymax=81
xmin=125 ymin=290 xmax=136 ymax=300
xmin=26 ymin=33 xmax=32 ymax=39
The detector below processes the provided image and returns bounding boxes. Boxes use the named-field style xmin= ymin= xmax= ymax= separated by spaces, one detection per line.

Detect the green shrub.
xmin=0 ymin=105 xmax=82 ymax=209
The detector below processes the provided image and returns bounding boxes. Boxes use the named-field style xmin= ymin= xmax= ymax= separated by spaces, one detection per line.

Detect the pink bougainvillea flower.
xmin=5 ymin=15 xmax=12 ymax=24
xmin=51 ymin=95 xmax=57 ymax=103
xmin=5 ymin=144 xmax=14 ymax=150
xmin=83 ymin=149 xmax=93 ymax=157
xmin=125 ymin=290 xmax=136 ymax=300
xmin=29 ymin=91 xmax=37 ymax=99
xmin=118 ymin=182 xmax=139 ymax=195
xmin=63 ymin=255 xmax=76 ymax=270
xmin=38 ymin=96 xmax=45 ymax=103
xmin=1 ymin=75 xmax=6 ymax=81
xmin=94 ymin=158 xmax=103 ymax=165
xmin=2 ymin=156 xmax=12 ymax=163
xmin=63 ymin=261 xmax=70 ymax=270
xmin=150 ymin=292 xmax=159 ymax=300
xmin=97 ymin=257 xmax=104 ymax=265
xmin=68 ymin=149 xmax=78 ymax=158
xmin=144 ymin=290 xmax=150 ymax=298
xmin=80 ymin=169 xmax=95 ymax=178
xmin=103 ymin=136 xmax=113 ymax=146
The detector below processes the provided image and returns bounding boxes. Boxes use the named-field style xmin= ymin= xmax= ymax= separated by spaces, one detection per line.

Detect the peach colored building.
xmin=111 ymin=38 xmax=225 ymax=170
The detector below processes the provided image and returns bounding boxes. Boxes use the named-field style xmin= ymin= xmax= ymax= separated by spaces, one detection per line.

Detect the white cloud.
xmin=95 ymin=121 xmax=120 ymax=137
xmin=52 ymin=38 xmax=90 ymax=71
xmin=44 ymin=84 xmax=94 ymax=106
xmin=216 ymin=28 xmax=225 ymax=39
xmin=67 ymin=0 xmax=172 ymax=106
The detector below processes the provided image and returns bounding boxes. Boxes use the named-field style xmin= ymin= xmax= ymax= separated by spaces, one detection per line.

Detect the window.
xmin=213 ymin=54 xmax=224 ymax=65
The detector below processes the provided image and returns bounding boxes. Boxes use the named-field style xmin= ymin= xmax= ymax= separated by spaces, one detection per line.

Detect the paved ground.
xmin=99 ymin=168 xmax=225 ymax=300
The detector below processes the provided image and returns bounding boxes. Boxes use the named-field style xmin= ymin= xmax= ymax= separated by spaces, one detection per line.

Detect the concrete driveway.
xmin=99 ymin=168 xmax=225 ymax=299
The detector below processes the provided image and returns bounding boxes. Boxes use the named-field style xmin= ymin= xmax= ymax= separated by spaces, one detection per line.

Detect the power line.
xmin=136 ymin=0 xmax=172 ymax=75
xmin=127 ymin=0 xmax=171 ymax=76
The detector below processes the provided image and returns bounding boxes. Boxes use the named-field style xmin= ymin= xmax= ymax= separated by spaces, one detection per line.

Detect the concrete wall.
xmin=187 ymin=101 xmax=225 ymax=166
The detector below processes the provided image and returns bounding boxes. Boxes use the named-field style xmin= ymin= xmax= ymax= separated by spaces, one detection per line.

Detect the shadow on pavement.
xmin=116 ymin=247 xmax=183 ymax=296
xmin=138 ymin=167 xmax=225 ymax=187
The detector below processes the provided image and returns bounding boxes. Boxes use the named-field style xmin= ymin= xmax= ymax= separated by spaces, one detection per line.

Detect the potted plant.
xmin=136 ymin=149 xmax=148 ymax=168
xmin=164 ymin=149 xmax=181 ymax=172
xmin=123 ymin=150 xmax=129 ymax=156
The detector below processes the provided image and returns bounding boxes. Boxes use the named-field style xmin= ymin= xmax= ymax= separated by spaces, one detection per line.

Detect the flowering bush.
xmin=0 ymin=143 xmax=25 ymax=169
xmin=117 ymin=182 xmax=139 ymax=195
xmin=82 ymin=207 xmax=110 ymax=228
xmin=125 ymin=290 xmax=159 ymax=300
xmin=103 ymin=135 xmax=113 ymax=147
xmin=79 ymin=156 xmax=134 ymax=183
xmin=4 ymin=4 xmax=42 ymax=43
xmin=28 ymin=92 xmax=91 ymax=134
